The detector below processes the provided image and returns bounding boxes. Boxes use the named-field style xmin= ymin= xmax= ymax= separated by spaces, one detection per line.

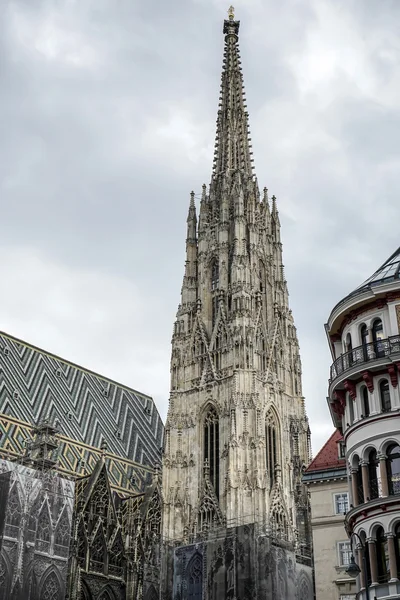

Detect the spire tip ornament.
xmin=228 ymin=5 xmax=235 ymax=20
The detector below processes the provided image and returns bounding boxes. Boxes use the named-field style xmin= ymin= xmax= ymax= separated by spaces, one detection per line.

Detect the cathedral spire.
xmin=212 ymin=8 xmax=254 ymax=179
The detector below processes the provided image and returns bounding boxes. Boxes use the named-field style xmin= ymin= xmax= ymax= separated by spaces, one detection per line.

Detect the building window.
xmin=368 ymin=449 xmax=379 ymax=500
xmin=204 ymin=406 xmax=219 ymax=499
xmin=361 ymin=386 xmax=370 ymax=418
xmin=338 ymin=541 xmax=352 ymax=566
xmin=211 ymin=261 xmax=219 ymax=291
xmin=372 ymin=318 xmax=384 ymax=357
xmin=379 ymin=380 xmax=391 ymax=413
xmin=187 ymin=553 xmax=203 ymax=600
xmin=266 ymin=410 xmax=279 ymax=490
xmin=338 ymin=441 xmax=346 ymax=459
xmin=346 ymin=333 xmax=353 ymax=366
xmin=348 ymin=393 xmax=354 ymax=425
xmin=361 ymin=324 xmax=369 ymax=360
xmin=387 ymin=444 xmax=400 ymax=496
xmin=376 ymin=526 xmax=390 ymax=583
xmin=334 ymin=493 xmax=349 ymax=515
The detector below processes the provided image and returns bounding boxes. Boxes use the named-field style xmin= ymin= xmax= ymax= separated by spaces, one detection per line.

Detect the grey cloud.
xmin=1 ymin=0 xmax=400 ymax=453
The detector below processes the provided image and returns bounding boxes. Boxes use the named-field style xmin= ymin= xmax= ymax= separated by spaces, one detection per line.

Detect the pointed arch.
xmin=203 ymin=404 xmax=220 ymax=499
xmin=108 ymin=529 xmax=124 ymax=577
xmin=5 ymin=481 xmax=22 ymax=538
xmin=98 ymin=586 xmax=116 ymax=600
xmin=89 ymin=525 xmax=106 ymax=573
xmin=145 ymin=585 xmax=158 ymax=600
xmin=187 ymin=552 xmax=203 ymax=600
xmin=80 ymin=581 xmax=92 ymax=600
xmin=54 ymin=505 xmax=71 ymax=557
xmin=39 ymin=567 xmax=63 ymax=600
xmin=265 ymin=406 xmax=281 ymax=490
xmin=0 ymin=552 xmax=11 ymax=600
xmin=36 ymin=500 xmax=52 ymax=553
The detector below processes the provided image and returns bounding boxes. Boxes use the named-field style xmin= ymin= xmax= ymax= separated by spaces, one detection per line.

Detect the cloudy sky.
xmin=1 ymin=0 xmax=400 ymax=454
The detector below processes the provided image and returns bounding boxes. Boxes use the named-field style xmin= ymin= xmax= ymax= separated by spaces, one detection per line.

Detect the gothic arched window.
xmin=37 ymin=504 xmax=52 ymax=553
xmin=188 ymin=553 xmax=203 ymax=600
xmin=204 ymin=406 xmax=219 ymax=499
xmin=54 ymin=507 xmax=70 ymax=557
xmin=211 ymin=261 xmax=219 ymax=291
xmin=109 ymin=532 xmax=124 ymax=577
xmin=380 ymin=380 xmax=391 ymax=413
xmin=5 ymin=483 xmax=21 ymax=538
xmin=90 ymin=527 xmax=106 ymax=573
xmin=41 ymin=571 xmax=61 ymax=600
xmin=266 ymin=409 xmax=279 ymax=490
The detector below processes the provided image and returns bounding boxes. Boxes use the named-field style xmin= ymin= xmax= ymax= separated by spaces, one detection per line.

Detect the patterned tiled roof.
xmin=305 ymin=429 xmax=345 ymax=473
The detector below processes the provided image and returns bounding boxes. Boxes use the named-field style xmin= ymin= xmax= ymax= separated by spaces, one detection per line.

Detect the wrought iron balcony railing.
xmin=330 ymin=335 xmax=400 ymax=382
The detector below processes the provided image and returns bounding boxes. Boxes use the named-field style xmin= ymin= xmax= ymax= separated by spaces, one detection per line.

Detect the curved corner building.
xmin=326 ymin=247 xmax=400 ymax=598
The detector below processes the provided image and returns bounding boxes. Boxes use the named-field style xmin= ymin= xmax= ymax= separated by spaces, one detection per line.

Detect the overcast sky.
xmin=1 ymin=0 xmax=400 ymax=455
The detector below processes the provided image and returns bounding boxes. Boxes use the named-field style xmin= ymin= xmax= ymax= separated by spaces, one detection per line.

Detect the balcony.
xmin=330 ymin=335 xmax=400 ymax=383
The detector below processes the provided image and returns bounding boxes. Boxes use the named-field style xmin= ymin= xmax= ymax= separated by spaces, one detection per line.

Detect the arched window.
xmin=386 ymin=444 xmax=400 ymax=496
xmin=372 ymin=319 xmax=384 ymax=358
xmin=360 ymin=530 xmax=371 ymax=586
xmin=187 ymin=553 xmax=202 ymax=600
xmin=90 ymin=527 xmax=106 ymax=573
xmin=380 ymin=380 xmax=391 ymax=413
xmin=37 ymin=504 xmax=52 ymax=553
xmin=41 ymin=571 xmax=61 ymax=600
xmin=355 ymin=458 xmax=364 ymax=504
xmin=54 ymin=507 xmax=70 ymax=558
xmin=346 ymin=333 xmax=353 ymax=366
xmin=361 ymin=386 xmax=370 ymax=418
xmin=5 ymin=484 xmax=21 ymax=538
xmin=109 ymin=533 xmax=124 ymax=577
xmin=204 ymin=406 xmax=219 ymax=499
xmin=266 ymin=410 xmax=279 ymax=490
xmin=395 ymin=523 xmax=400 ymax=577
xmin=348 ymin=394 xmax=354 ymax=425
xmin=361 ymin=324 xmax=369 ymax=361
xmin=211 ymin=261 xmax=219 ymax=291
xmin=98 ymin=589 xmax=113 ymax=600
xmin=368 ymin=449 xmax=379 ymax=500
xmin=376 ymin=527 xmax=390 ymax=583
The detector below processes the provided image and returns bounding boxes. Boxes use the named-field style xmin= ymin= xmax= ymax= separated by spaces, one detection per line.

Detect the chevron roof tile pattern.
xmin=0 ymin=331 xmax=163 ymax=492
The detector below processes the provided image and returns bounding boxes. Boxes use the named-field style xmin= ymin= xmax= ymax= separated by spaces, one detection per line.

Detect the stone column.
xmin=387 ymin=533 xmax=398 ymax=582
xmin=351 ymin=468 xmax=359 ymax=507
xmin=378 ymin=454 xmax=389 ymax=497
xmin=361 ymin=461 xmax=370 ymax=502
xmin=357 ymin=544 xmax=366 ymax=589
xmin=367 ymin=538 xmax=378 ymax=585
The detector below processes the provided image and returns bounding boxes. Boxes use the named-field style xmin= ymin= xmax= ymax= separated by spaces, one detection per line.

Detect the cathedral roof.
xmin=304 ymin=429 xmax=345 ymax=474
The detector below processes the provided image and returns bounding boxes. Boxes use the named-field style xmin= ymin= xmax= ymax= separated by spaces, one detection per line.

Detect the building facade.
xmin=326 ymin=247 xmax=400 ymax=599
xmin=303 ymin=429 xmax=357 ymax=600
xmin=0 ymin=331 xmax=163 ymax=494
xmin=161 ymin=9 xmax=313 ymax=599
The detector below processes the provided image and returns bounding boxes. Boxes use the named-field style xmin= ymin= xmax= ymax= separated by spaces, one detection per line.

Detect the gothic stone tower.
xmin=162 ymin=9 xmax=311 ymax=548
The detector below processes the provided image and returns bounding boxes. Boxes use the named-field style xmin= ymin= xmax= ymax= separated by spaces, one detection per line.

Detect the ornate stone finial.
xmin=101 ymin=439 xmax=108 ymax=454
xmin=228 ymin=5 xmax=235 ymax=20
xmin=190 ymin=191 xmax=195 ymax=208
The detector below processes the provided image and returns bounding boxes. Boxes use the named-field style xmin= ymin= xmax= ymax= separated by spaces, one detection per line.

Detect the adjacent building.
xmin=326 ymin=247 xmax=400 ymax=599
xmin=303 ymin=429 xmax=357 ymax=600
xmin=161 ymin=9 xmax=313 ymax=599
xmin=0 ymin=330 xmax=163 ymax=494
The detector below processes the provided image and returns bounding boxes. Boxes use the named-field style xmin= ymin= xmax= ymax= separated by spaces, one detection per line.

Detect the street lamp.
xmin=345 ymin=531 xmax=370 ymax=600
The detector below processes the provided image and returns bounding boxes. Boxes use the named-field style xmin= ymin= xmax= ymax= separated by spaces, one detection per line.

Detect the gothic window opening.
xmin=380 ymin=380 xmax=391 ymax=413
xmin=271 ymin=507 xmax=287 ymax=540
xmin=211 ymin=261 xmax=219 ymax=291
xmin=5 ymin=483 xmax=21 ymax=538
xmin=188 ymin=553 xmax=203 ymax=600
xmin=41 ymin=571 xmax=60 ymax=600
xmin=37 ymin=503 xmax=52 ymax=553
xmin=89 ymin=471 xmax=109 ymax=518
xmin=90 ymin=527 xmax=106 ymax=573
xmin=109 ymin=532 xmax=124 ymax=577
xmin=54 ymin=507 xmax=70 ymax=558
xmin=266 ymin=410 xmax=279 ymax=490
xmin=204 ymin=406 xmax=220 ymax=498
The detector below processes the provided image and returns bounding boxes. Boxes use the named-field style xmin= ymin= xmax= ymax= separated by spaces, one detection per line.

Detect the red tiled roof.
xmin=305 ymin=429 xmax=345 ymax=473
